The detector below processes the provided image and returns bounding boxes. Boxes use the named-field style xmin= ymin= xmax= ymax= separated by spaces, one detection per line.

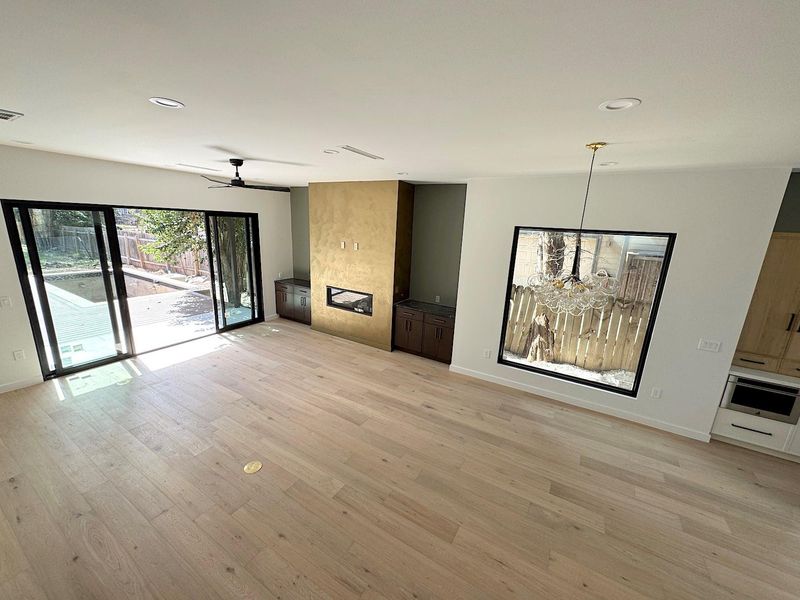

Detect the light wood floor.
xmin=1 ymin=319 xmax=799 ymax=599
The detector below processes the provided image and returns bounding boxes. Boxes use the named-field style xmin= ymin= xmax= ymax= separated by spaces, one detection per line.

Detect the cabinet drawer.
xmin=778 ymin=360 xmax=800 ymax=378
xmin=732 ymin=352 xmax=778 ymax=372
xmin=396 ymin=307 xmax=423 ymax=321
xmin=275 ymin=282 xmax=293 ymax=293
xmin=711 ymin=407 xmax=792 ymax=451
xmin=295 ymin=286 xmax=310 ymax=296
xmin=423 ymin=313 xmax=455 ymax=328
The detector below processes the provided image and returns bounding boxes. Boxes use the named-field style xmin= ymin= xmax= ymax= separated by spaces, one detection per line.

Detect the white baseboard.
xmin=0 ymin=375 xmax=43 ymax=395
xmin=449 ymin=364 xmax=711 ymax=442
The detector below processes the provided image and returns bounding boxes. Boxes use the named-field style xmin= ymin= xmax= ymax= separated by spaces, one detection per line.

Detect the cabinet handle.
xmin=788 ymin=313 xmax=797 ymax=331
xmin=739 ymin=358 xmax=766 ymax=365
xmin=731 ymin=423 xmax=773 ymax=436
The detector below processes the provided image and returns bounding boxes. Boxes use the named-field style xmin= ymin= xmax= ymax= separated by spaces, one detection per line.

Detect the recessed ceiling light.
xmin=323 ymin=149 xmax=339 ymax=154
xmin=397 ymin=172 xmax=408 ymax=176
xmin=599 ymin=161 xmax=618 ymax=167
xmin=148 ymin=97 xmax=185 ymax=109
xmin=12 ymin=140 xmax=34 ymax=145
xmin=598 ymin=98 xmax=641 ymax=111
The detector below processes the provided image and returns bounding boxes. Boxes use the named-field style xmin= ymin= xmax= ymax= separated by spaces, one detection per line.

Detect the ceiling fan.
xmin=202 ymin=158 xmax=290 ymax=192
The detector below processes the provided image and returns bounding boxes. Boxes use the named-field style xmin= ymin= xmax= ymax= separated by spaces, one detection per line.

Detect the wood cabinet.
xmin=275 ymin=279 xmax=311 ymax=325
xmin=394 ymin=308 xmax=423 ymax=353
xmin=736 ymin=233 xmax=800 ymax=373
xmin=393 ymin=302 xmax=455 ymax=363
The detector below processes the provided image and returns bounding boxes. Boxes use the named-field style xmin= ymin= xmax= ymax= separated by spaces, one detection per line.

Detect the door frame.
xmin=205 ymin=210 xmax=265 ymax=333
xmin=2 ymin=199 xmax=265 ymax=379
xmin=2 ymin=200 xmax=134 ymax=379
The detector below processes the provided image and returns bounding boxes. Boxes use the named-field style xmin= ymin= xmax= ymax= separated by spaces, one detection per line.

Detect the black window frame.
xmin=497 ymin=225 xmax=676 ymax=397
xmin=2 ymin=198 xmax=266 ymax=380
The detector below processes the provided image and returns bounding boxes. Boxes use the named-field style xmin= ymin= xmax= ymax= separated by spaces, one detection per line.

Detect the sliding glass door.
xmin=6 ymin=204 xmax=130 ymax=377
xmin=207 ymin=213 xmax=262 ymax=330
xmin=3 ymin=201 xmax=263 ymax=380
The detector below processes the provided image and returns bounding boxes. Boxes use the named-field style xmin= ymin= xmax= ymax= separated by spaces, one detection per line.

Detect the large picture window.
xmin=499 ymin=227 xmax=675 ymax=396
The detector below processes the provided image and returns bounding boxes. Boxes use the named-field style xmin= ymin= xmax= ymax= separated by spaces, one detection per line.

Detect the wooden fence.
xmin=117 ymin=232 xmax=210 ymax=277
xmin=504 ymin=255 xmax=663 ymax=373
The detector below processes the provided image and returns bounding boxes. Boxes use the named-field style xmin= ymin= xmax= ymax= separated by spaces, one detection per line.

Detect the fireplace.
xmin=326 ymin=286 xmax=373 ymax=316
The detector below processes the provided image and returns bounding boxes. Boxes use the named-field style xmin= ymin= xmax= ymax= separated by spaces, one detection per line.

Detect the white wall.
xmin=0 ymin=146 xmax=292 ymax=392
xmin=452 ymin=167 xmax=790 ymax=441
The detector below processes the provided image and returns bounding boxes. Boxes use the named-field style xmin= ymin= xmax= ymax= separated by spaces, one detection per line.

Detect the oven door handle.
xmin=730 ymin=380 xmax=800 ymax=397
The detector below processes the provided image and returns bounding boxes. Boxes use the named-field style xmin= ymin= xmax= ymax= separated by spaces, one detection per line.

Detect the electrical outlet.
xmin=277 ymin=272 xmax=282 ymax=279
xmin=697 ymin=339 xmax=721 ymax=353
xmin=650 ymin=387 xmax=662 ymax=399
xmin=353 ymin=242 xmax=359 ymax=251
xmin=435 ymin=295 xmax=441 ymax=303
xmin=0 ymin=296 xmax=11 ymax=309
xmin=340 ymin=241 xmax=346 ymax=249
xmin=482 ymin=349 xmax=492 ymax=358
xmin=13 ymin=350 xmax=25 ymax=361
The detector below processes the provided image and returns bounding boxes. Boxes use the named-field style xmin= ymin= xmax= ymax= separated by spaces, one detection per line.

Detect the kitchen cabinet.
xmin=735 ymin=233 xmax=800 ymax=373
xmin=394 ymin=301 xmax=455 ymax=363
xmin=275 ymin=278 xmax=311 ymax=325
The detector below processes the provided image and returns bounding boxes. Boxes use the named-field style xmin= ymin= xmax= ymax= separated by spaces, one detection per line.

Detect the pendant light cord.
xmin=570 ymin=145 xmax=600 ymax=279
xmin=578 ymin=146 xmax=598 ymax=232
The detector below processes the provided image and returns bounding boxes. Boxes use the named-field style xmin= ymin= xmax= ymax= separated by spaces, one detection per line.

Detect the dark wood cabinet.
xmin=293 ymin=293 xmax=312 ymax=325
xmin=393 ymin=311 xmax=422 ymax=353
xmin=393 ymin=301 xmax=455 ymax=363
xmin=275 ymin=279 xmax=311 ymax=325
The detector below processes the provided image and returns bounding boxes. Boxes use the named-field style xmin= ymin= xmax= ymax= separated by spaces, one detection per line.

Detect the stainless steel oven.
xmin=722 ymin=374 xmax=800 ymax=424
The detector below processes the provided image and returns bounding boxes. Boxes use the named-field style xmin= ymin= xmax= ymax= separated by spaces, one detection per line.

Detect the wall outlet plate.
xmin=482 ymin=349 xmax=492 ymax=358
xmin=0 ymin=296 xmax=11 ymax=309
xmin=697 ymin=339 xmax=721 ymax=352
xmin=435 ymin=295 xmax=441 ymax=303
xmin=650 ymin=387 xmax=662 ymax=399
xmin=353 ymin=242 xmax=359 ymax=251
xmin=340 ymin=241 xmax=346 ymax=249
xmin=13 ymin=350 xmax=25 ymax=361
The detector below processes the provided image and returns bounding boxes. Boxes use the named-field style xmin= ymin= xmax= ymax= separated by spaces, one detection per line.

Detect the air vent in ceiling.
xmin=0 ymin=109 xmax=24 ymax=122
xmin=338 ymin=145 xmax=384 ymax=160
xmin=176 ymin=163 xmax=222 ymax=172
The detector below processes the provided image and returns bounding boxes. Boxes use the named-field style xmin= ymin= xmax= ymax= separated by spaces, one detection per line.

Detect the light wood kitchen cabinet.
xmin=736 ymin=233 xmax=800 ymax=373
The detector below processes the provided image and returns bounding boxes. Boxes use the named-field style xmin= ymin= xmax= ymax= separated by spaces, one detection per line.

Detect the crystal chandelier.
xmin=528 ymin=142 xmax=620 ymax=316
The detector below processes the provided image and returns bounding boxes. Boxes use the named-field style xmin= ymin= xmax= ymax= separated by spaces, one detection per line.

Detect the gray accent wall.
xmin=290 ymin=186 xmax=310 ymax=278
xmin=774 ymin=172 xmax=800 ymax=233
xmin=409 ymin=184 xmax=466 ymax=307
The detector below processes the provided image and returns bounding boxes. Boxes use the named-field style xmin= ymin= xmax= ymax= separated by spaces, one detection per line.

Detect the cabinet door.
xmin=393 ymin=314 xmax=409 ymax=349
xmin=422 ymin=323 xmax=439 ymax=358
xmin=275 ymin=290 xmax=289 ymax=318
xmin=737 ymin=234 xmax=800 ymax=357
xmin=436 ymin=326 xmax=454 ymax=363
xmin=296 ymin=295 xmax=311 ymax=324
xmin=406 ymin=318 xmax=423 ymax=353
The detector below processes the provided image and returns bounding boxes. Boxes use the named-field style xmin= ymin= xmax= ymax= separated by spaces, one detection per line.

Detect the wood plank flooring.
xmin=1 ymin=318 xmax=799 ymax=599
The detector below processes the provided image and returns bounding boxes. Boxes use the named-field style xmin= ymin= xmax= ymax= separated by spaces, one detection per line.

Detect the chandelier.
xmin=528 ymin=142 xmax=620 ymax=316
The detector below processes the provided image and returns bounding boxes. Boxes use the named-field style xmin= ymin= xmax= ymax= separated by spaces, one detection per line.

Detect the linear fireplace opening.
xmin=326 ymin=286 xmax=373 ymax=316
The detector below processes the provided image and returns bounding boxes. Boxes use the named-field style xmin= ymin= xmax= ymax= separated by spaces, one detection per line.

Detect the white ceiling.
xmin=2 ymin=1 xmax=799 ymax=187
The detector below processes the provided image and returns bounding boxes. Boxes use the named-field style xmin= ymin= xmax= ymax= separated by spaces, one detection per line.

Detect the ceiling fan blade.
xmin=201 ymin=175 xmax=230 ymax=185
xmin=206 ymin=145 xmax=311 ymax=167
xmin=210 ymin=157 xmax=312 ymax=167
xmin=242 ymin=183 xmax=291 ymax=192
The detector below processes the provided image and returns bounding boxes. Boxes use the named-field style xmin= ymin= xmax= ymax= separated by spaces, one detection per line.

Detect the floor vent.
xmin=0 ymin=109 xmax=24 ymax=122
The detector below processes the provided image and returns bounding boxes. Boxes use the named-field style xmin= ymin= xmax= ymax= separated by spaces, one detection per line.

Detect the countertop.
xmin=395 ymin=299 xmax=456 ymax=318
xmin=276 ymin=278 xmax=311 ymax=287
